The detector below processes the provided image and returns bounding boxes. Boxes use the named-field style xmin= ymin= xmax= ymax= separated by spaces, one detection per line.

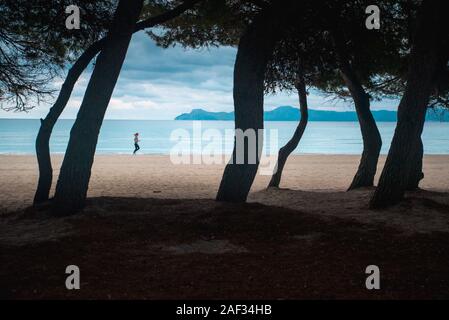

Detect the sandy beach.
xmin=1 ymin=154 xmax=449 ymax=212
xmin=2 ymin=154 xmax=449 ymax=299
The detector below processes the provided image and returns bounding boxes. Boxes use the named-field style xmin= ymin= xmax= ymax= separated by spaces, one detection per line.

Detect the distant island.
xmin=175 ymin=106 xmax=449 ymax=122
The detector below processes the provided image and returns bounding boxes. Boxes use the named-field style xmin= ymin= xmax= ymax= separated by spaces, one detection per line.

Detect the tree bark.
xmin=53 ymin=0 xmax=143 ymax=213
xmin=216 ymin=10 xmax=278 ymax=202
xmin=341 ymin=66 xmax=382 ymax=191
xmin=406 ymin=137 xmax=424 ymax=190
xmin=331 ymin=30 xmax=382 ymax=191
xmin=268 ymin=75 xmax=308 ymax=188
xmin=33 ymin=41 xmax=103 ymax=204
xmin=33 ymin=1 xmax=199 ymax=205
xmin=370 ymin=0 xmax=444 ymax=209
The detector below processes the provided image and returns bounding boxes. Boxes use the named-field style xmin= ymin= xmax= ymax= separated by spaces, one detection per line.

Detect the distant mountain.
xmin=175 ymin=106 xmax=449 ymax=122
xmin=175 ymin=108 xmax=235 ymax=121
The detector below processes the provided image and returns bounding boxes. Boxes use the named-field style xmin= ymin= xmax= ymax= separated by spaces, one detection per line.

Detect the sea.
xmin=0 ymin=119 xmax=448 ymax=155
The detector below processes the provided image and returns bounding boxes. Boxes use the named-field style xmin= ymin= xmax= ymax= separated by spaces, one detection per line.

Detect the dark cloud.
xmin=1 ymin=31 xmax=399 ymax=120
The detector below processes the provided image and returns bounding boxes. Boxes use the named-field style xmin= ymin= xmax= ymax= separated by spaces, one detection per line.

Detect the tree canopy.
xmin=145 ymin=0 xmax=448 ymax=107
xmin=0 ymin=0 xmax=115 ymax=111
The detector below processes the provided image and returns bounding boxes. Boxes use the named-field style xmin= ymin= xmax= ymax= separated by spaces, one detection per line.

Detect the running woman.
xmin=133 ymin=133 xmax=140 ymax=155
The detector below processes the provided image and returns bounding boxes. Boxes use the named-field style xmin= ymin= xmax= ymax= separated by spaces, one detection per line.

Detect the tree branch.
xmin=135 ymin=0 xmax=201 ymax=32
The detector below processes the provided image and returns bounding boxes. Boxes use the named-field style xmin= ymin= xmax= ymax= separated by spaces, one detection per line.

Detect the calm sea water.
xmin=0 ymin=119 xmax=448 ymax=155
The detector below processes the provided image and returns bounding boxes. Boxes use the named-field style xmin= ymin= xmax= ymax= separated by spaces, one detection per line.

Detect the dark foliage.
xmin=0 ymin=0 xmax=115 ymax=111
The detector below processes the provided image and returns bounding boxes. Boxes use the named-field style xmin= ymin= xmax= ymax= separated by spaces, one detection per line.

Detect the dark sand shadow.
xmin=249 ymin=188 xmax=449 ymax=234
xmin=1 ymin=195 xmax=449 ymax=299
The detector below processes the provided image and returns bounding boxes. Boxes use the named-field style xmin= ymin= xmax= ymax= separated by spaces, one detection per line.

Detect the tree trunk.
xmin=341 ymin=66 xmax=382 ymax=191
xmin=406 ymin=137 xmax=424 ymax=190
xmin=33 ymin=1 xmax=199 ymax=205
xmin=33 ymin=41 xmax=103 ymax=204
xmin=216 ymin=11 xmax=278 ymax=202
xmin=268 ymin=75 xmax=308 ymax=188
xmin=370 ymin=0 xmax=443 ymax=209
xmin=53 ymin=0 xmax=143 ymax=213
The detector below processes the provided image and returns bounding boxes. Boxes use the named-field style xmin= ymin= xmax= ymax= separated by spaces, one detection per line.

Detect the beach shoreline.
xmin=1 ymin=154 xmax=449 ymax=212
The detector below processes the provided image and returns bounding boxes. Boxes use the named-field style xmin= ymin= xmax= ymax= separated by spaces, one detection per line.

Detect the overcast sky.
xmin=0 ymin=32 xmax=401 ymax=120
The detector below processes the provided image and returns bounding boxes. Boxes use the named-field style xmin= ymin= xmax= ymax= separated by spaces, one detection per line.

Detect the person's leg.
xmin=133 ymin=143 xmax=138 ymax=154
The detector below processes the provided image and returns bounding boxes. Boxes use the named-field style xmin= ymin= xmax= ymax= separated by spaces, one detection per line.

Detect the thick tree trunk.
xmin=268 ymin=75 xmax=308 ymax=188
xmin=406 ymin=137 xmax=424 ymax=190
xmin=216 ymin=11 xmax=278 ymax=202
xmin=341 ymin=66 xmax=382 ymax=191
xmin=370 ymin=0 xmax=443 ymax=209
xmin=53 ymin=0 xmax=143 ymax=213
xmin=33 ymin=41 xmax=103 ymax=204
xmin=33 ymin=1 xmax=199 ymax=205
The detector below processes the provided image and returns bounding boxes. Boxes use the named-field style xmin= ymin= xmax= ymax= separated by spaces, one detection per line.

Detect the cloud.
xmin=0 ymin=31 xmax=400 ymax=120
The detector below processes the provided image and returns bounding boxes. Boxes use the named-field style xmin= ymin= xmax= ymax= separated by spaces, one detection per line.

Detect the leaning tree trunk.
xmin=216 ymin=11 xmax=278 ymax=202
xmin=53 ymin=0 xmax=143 ymax=213
xmin=33 ymin=0 xmax=200 ymax=205
xmin=370 ymin=0 xmax=443 ymax=209
xmin=268 ymin=75 xmax=308 ymax=188
xmin=334 ymin=52 xmax=382 ymax=191
xmin=33 ymin=41 xmax=103 ymax=205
